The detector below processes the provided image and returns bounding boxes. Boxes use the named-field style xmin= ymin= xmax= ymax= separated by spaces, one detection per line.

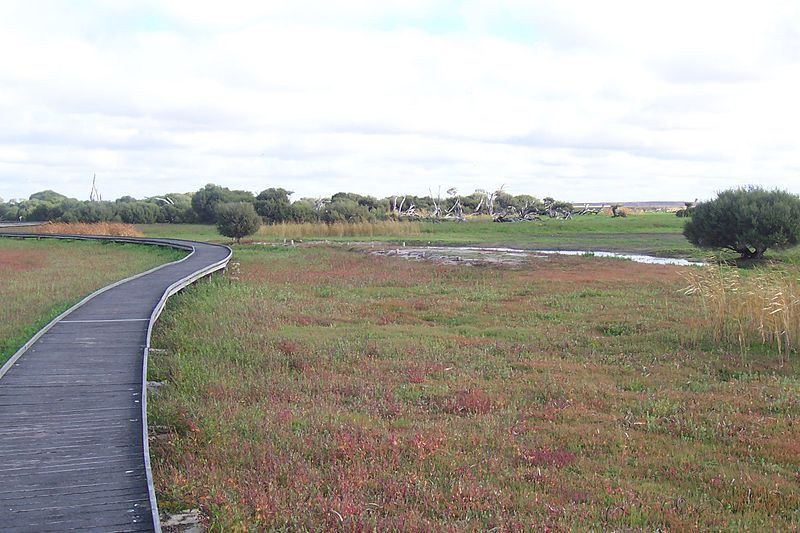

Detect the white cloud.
xmin=0 ymin=0 xmax=799 ymax=203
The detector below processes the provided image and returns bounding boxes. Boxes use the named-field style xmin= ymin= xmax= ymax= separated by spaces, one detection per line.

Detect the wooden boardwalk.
xmin=0 ymin=235 xmax=231 ymax=532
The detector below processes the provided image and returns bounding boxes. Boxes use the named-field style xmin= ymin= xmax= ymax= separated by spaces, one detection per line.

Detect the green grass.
xmin=137 ymin=213 xmax=800 ymax=264
xmin=137 ymin=223 xmax=225 ymax=243
xmin=138 ymin=213 xmax=696 ymax=256
xmin=149 ymin=245 xmax=800 ymax=531
xmin=0 ymin=237 xmax=185 ymax=364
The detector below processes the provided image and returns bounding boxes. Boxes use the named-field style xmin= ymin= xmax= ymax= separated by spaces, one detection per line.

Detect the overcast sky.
xmin=1 ymin=1 xmax=799 ymax=203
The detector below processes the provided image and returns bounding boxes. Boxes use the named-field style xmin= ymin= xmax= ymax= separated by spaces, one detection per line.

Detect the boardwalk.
xmin=0 ymin=235 xmax=231 ymax=532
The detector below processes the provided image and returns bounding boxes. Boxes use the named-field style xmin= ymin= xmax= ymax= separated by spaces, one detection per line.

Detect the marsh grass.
xmin=684 ymin=266 xmax=800 ymax=359
xmin=32 ymin=221 xmax=144 ymax=237
xmin=149 ymin=246 xmax=800 ymax=531
xmin=256 ymin=220 xmax=422 ymax=240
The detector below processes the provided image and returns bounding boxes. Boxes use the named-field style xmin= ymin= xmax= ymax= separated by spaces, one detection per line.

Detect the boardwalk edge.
xmin=142 ymin=245 xmax=232 ymax=532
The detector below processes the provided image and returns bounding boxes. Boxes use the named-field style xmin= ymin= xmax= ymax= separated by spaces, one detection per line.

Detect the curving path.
xmin=0 ymin=234 xmax=231 ymax=532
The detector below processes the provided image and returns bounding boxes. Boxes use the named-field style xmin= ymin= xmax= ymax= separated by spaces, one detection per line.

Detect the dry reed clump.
xmin=37 ymin=222 xmax=144 ymax=237
xmin=257 ymin=220 xmax=422 ymax=239
xmin=683 ymin=266 xmax=800 ymax=358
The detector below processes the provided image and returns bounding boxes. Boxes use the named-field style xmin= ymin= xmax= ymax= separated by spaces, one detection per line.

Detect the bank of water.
xmin=368 ymin=245 xmax=704 ymax=267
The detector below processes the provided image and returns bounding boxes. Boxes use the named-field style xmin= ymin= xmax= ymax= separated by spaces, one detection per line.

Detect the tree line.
xmin=0 ymin=184 xmax=571 ymax=225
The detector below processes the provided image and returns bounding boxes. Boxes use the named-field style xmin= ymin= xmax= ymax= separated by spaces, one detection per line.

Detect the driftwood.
xmin=391 ymin=196 xmax=419 ymax=219
xmin=427 ymin=187 xmax=466 ymax=222
xmin=493 ymin=203 xmax=542 ymax=222
xmin=493 ymin=202 xmax=607 ymax=222
xmin=573 ymin=203 xmax=605 ymax=215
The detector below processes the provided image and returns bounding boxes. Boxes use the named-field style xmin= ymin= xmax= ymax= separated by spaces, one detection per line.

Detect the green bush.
xmin=192 ymin=183 xmax=255 ymax=223
xmin=216 ymin=202 xmax=261 ymax=243
xmin=255 ymin=188 xmax=293 ymax=223
xmin=683 ymin=186 xmax=800 ymax=258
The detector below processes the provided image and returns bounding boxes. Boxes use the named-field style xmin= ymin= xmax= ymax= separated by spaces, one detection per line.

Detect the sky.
xmin=1 ymin=0 xmax=799 ymax=203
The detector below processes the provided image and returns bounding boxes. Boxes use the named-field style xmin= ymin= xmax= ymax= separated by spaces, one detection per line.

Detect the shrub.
xmin=216 ymin=202 xmax=261 ymax=243
xmin=683 ymin=186 xmax=800 ymax=259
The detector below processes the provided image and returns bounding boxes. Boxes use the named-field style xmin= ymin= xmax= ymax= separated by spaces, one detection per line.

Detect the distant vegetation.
xmin=0 ymin=184 xmax=588 ymax=226
xmin=257 ymin=220 xmax=422 ymax=240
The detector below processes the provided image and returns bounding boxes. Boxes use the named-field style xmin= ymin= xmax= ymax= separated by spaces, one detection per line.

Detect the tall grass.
xmin=34 ymin=222 xmax=144 ymax=237
xmin=684 ymin=266 xmax=800 ymax=358
xmin=256 ymin=220 xmax=421 ymax=239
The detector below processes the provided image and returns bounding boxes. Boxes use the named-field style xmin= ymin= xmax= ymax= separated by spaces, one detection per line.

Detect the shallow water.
xmin=535 ymin=249 xmax=704 ymax=266
xmin=369 ymin=245 xmax=704 ymax=267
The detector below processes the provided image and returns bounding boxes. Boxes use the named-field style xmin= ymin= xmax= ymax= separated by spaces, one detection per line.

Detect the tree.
xmin=216 ymin=202 xmax=261 ymax=243
xmin=683 ymin=186 xmax=800 ymax=259
xmin=29 ymin=190 xmax=68 ymax=203
xmin=319 ymin=198 xmax=373 ymax=223
xmin=192 ymin=184 xmax=255 ymax=223
xmin=114 ymin=201 xmax=160 ymax=224
xmin=289 ymin=200 xmax=318 ymax=223
xmin=150 ymin=193 xmax=195 ymax=223
xmin=255 ymin=188 xmax=293 ymax=223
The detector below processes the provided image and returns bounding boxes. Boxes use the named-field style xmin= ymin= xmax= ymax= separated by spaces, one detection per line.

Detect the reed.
xmin=684 ymin=266 xmax=800 ymax=358
xmin=256 ymin=220 xmax=421 ymax=239
xmin=35 ymin=222 xmax=144 ymax=237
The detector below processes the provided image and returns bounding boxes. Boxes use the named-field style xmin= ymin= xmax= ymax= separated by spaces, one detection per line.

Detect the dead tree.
xmin=429 ymin=188 xmax=442 ymax=221
xmin=543 ymin=197 xmax=573 ymax=219
xmin=444 ymin=188 xmax=465 ymax=221
xmin=493 ymin=205 xmax=542 ymax=222
xmin=89 ymin=174 xmax=102 ymax=201
xmin=427 ymin=187 xmax=465 ymax=222
xmin=492 ymin=197 xmax=542 ymax=223
xmin=391 ymin=196 xmax=418 ymax=219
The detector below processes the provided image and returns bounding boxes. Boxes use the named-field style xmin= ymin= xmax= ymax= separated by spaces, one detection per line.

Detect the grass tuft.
xmin=684 ymin=266 xmax=800 ymax=358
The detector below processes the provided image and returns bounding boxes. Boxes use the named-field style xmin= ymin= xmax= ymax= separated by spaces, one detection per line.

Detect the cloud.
xmin=0 ymin=0 xmax=798 ymax=203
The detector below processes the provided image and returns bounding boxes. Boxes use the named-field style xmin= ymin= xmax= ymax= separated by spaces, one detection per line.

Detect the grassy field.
xmin=138 ymin=214 xmax=697 ymax=257
xmin=149 ymin=245 xmax=800 ymax=531
xmin=417 ymin=213 xmax=696 ymax=256
xmin=0 ymin=237 xmax=184 ymax=364
xmin=137 ymin=223 xmax=224 ymax=242
xmin=139 ymin=213 xmax=800 ymax=263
